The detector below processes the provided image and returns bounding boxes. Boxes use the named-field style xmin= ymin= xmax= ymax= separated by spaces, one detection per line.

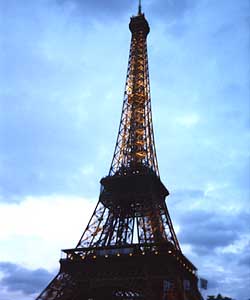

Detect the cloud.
xmin=172 ymin=189 xmax=205 ymax=199
xmin=178 ymin=209 xmax=250 ymax=254
xmin=0 ymin=195 xmax=95 ymax=269
xmin=0 ymin=1 xmax=249 ymax=300
xmin=58 ymin=0 xmax=196 ymax=21
xmin=179 ymin=217 xmax=250 ymax=299
xmin=0 ymin=0 xmax=130 ymax=200
xmin=201 ymin=253 xmax=250 ymax=300
xmin=147 ymin=0 xmax=198 ymax=21
xmin=175 ymin=113 xmax=200 ymax=128
xmin=1 ymin=0 xmax=249 ymax=205
xmin=238 ymin=247 xmax=250 ymax=267
xmin=0 ymin=289 xmax=33 ymax=300
xmin=0 ymin=262 xmax=53 ymax=295
xmin=58 ymin=0 xmax=134 ymax=19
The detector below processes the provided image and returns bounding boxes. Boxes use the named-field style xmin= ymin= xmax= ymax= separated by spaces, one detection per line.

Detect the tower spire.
xmin=109 ymin=12 xmax=156 ymax=176
xmin=138 ymin=0 xmax=142 ymax=15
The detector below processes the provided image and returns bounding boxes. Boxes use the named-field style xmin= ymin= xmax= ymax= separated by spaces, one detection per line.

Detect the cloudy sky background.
xmin=0 ymin=0 xmax=249 ymax=299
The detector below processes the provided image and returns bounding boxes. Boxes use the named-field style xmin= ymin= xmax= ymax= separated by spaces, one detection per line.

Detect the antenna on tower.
xmin=138 ymin=0 xmax=142 ymax=15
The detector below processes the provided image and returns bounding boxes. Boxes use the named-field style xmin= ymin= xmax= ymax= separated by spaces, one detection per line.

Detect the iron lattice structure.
xmin=36 ymin=6 xmax=202 ymax=300
xmin=109 ymin=8 xmax=158 ymax=177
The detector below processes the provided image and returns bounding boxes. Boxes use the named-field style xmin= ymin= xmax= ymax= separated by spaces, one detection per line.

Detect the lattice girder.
xmin=35 ymin=7 xmax=202 ymax=300
xmin=110 ymin=14 xmax=158 ymax=176
xmin=37 ymin=247 xmax=201 ymax=300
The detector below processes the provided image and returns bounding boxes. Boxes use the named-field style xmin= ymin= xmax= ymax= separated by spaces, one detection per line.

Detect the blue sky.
xmin=0 ymin=0 xmax=249 ymax=299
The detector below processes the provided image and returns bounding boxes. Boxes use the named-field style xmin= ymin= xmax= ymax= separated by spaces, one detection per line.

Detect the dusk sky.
xmin=0 ymin=0 xmax=250 ymax=299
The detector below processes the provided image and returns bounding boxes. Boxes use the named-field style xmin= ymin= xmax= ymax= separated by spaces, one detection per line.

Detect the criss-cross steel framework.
xmin=36 ymin=5 xmax=202 ymax=300
xmin=109 ymin=13 xmax=158 ymax=176
xmin=74 ymin=12 xmax=180 ymax=252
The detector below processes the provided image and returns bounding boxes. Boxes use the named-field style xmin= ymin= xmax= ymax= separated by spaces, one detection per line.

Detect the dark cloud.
xmin=204 ymin=269 xmax=250 ymax=299
xmin=203 ymin=276 xmax=219 ymax=289
xmin=0 ymin=262 xmax=53 ymax=295
xmin=178 ymin=210 xmax=250 ymax=254
xmin=238 ymin=248 xmax=250 ymax=267
xmin=239 ymin=253 xmax=250 ymax=267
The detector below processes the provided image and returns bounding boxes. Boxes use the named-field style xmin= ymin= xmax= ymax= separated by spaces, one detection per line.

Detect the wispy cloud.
xmin=175 ymin=113 xmax=200 ymax=128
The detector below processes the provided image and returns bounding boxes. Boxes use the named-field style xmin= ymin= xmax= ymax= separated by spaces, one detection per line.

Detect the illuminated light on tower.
xmin=36 ymin=2 xmax=202 ymax=300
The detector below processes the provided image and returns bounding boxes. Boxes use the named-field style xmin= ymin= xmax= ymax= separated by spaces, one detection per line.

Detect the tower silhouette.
xmin=36 ymin=4 xmax=202 ymax=300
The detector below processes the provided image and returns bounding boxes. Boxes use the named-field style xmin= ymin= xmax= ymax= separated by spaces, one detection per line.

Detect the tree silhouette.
xmin=207 ymin=294 xmax=232 ymax=300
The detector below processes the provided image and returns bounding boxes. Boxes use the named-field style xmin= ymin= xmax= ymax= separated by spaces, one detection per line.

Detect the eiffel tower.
xmin=36 ymin=2 xmax=202 ymax=300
